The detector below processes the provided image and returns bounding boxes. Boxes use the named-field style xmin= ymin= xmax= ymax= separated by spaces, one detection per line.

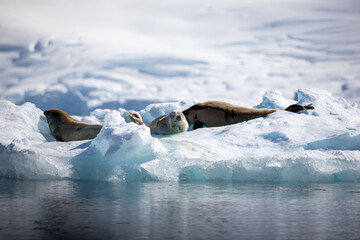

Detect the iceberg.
xmin=0 ymin=89 xmax=359 ymax=182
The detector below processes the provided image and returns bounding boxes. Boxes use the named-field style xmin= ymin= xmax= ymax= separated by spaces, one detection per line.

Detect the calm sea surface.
xmin=0 ymin=178 xmax=359 ymax=240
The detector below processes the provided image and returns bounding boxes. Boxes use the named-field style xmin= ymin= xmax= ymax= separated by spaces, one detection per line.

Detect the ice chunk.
xmin=0 ymin=100 xmax=77 ymax=178
xmin=71 ymin=111 xmax=166 ymax=181
xmin=0 ymin=100 xmax=52 ymax=144
xmin=254 ymin=90 xmax=296 ymax=109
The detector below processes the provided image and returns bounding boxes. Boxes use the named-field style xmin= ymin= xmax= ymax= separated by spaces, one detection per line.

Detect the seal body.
xmin=182 ymin=101 xmax=313 ymax=129
xmin=44 ymin=109 xmax=103 ymax=142
xmin=148 ymin=110 xmax=188 ymax=135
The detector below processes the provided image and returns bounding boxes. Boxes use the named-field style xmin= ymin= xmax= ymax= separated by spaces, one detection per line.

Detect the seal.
xmin=182 ymin=101 xmax=314 ymax=129
xmin=44 ymin=109 xmax=103 ymax=142
xmin=148 ymin=110 xmax=189 ymax=135
xmin=128 ymin=110 xmax=188 ymax=135
xmin=44 ymin=108 xmax=186 ymax=141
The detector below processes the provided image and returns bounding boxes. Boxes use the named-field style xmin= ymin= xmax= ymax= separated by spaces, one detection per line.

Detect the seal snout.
xmin=170 ymin=110 xmax=184 ymax=122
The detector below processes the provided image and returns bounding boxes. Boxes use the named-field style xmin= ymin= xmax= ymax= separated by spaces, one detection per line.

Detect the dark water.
xmin=0 ymin=179 xmax=359 ymax=240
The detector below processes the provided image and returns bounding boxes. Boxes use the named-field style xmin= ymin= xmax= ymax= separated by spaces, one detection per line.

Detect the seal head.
xmin=148 ymin=110 xmax=188 ymax=135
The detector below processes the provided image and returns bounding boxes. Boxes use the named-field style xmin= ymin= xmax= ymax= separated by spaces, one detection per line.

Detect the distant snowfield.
xmin=0 ymin=0 xmax=359 ymax=181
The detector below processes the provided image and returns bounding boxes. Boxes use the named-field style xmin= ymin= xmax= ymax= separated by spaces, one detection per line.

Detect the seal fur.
xmin=128 ymin=110 xmax=188 ymax=135
xmin=44 ymin=109 xmax=103 ymax=142
xmin=182 ymin=101 xmax=314 ymax=129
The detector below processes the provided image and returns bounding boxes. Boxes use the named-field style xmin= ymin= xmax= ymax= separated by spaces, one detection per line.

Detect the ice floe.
xmin=0 ymin=89 xmax=359 ymax=182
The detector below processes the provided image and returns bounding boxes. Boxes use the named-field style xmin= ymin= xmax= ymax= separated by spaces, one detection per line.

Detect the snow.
xmin=0 ymin=0 xmax=359 ymax=182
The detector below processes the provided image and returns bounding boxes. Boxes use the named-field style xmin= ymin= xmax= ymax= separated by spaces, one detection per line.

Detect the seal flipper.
xmin=193 ymin=121 xmax=205 ymax=130
xmin=285 ymin=104 xmax=314 ymax=113
xmin=304 ymin=104 xmax=314 ymax=110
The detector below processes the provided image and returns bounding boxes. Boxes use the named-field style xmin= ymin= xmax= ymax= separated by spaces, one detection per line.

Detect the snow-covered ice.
xmin=0 ymin=0 xmax=359 ymax=182
xmin=0 ymin=89 xmax=359 ymax=182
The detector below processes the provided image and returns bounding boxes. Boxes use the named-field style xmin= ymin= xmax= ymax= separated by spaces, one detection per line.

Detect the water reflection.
xmin=0 ymin=179 xmax=360 ymax=239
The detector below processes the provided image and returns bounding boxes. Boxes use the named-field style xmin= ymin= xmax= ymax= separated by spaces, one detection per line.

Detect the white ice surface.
xmin=0 ymin=90 xmax=359 ymax=182
xmin=0 ymin=0 xmax=359 ymax=181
